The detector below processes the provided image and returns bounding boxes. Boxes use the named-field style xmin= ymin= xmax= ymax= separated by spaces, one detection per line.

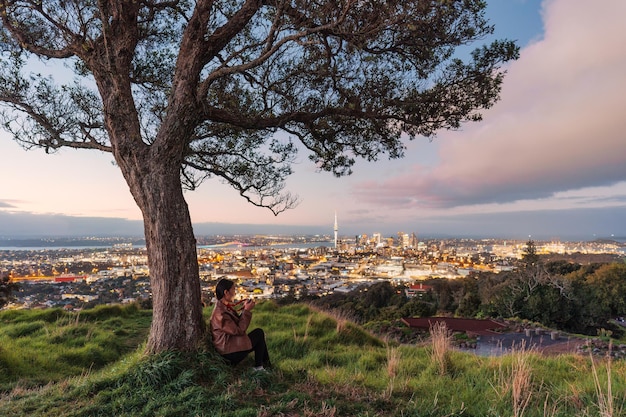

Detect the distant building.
xmin=405 ymin=283 xmax=433 ymax=298
xmin=334 ymin=212 xmax=338 ymax=249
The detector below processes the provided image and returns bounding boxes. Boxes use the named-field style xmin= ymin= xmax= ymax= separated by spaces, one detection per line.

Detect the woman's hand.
xmin=243 ymin=299 xmax=256 ymax=311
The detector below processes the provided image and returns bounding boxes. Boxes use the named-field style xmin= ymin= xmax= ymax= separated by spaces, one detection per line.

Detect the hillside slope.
xmin=0 ymin=302 xmax=624 ymax=416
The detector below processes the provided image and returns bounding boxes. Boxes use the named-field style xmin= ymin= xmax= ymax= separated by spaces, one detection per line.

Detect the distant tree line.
xmin=307 ymin=241 xmax=626 ymax=339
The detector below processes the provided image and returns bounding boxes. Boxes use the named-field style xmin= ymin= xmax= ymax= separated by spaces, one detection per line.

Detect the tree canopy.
xmin=0 ymin=274 xmax=17 ymax=308
xmin=0 ymin=0 xmax=518 ymax=352
xmin=1 ymin=0 xmax=517 ymax=211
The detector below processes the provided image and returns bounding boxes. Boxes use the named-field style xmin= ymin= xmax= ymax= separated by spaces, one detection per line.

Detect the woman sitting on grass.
xmin=210 ymin=278 xmax=271 ymax=371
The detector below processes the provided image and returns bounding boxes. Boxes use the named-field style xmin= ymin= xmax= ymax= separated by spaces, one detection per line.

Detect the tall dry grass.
xmin=590 ymin=341 xmax=623 ymax=417
xmin=305 ymin=304 xmax=353 ymax=334
xmin=293 ymin=314 xmax=313 ymax=341
xmin=330 ymin=309 xmax=354 ymax=333
xmin=303 ymin=401 xmax=337 ymax=417
xmin=429 ymin=321 xmax=451 ymax=375
xmin=383 ymin=346 xmax=400 ymax=399
xmin=490 ymin=342 xmax=535 ymax=417
xmin=386 ymin=346 xmax=399 ymax=378
xmin=511 ymin=348 xmax=533 ymax=417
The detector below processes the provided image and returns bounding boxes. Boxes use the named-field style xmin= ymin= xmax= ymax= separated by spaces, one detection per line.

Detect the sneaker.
xmin=252 ymin=366 xmax=266 ymax=372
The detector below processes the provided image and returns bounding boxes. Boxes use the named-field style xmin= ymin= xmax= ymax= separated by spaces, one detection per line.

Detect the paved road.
xmin=459 ymin=331 xmax=582 ymax=357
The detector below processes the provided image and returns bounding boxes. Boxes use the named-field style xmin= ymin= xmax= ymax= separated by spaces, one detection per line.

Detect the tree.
xmin=401 ymin=297 xmax=437 ymax=318
xmin=363 ymin=281 xmax=396 ymax=309
xmin=0 ymin=274 xmax=18 ymax=308
xmin=0 ymin=0 xmax=518 ymax=353
xmin=455 ymin=276 xmax=481 ymax=317
xmin=521 ymin=239 xmax=539 ymax=265
xmin=586 ymin=263 xmax=626 ymax=317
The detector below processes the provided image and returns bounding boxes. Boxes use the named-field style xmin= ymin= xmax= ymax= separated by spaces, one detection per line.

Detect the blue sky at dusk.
xmin=1 ymin=0 xmax=625 ymax=240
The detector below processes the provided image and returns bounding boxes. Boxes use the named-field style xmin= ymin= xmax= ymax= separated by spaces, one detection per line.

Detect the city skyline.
xmin=0 ymin=209 xmax=624 ymax=242
xmin=1 ymin=0 xmax=625 ymax=241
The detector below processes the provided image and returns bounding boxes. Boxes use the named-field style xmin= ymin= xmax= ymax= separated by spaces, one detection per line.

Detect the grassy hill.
xmin=0 ymin=302 xmax=624 ymax=416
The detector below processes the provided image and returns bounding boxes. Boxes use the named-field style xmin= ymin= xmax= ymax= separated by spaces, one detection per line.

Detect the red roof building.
xmin=405 ymin=283 xmax=433 ymax=297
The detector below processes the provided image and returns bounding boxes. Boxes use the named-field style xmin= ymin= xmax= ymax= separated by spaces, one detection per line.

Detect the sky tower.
xmin=334 ymin=211 xmax=338 ymax=249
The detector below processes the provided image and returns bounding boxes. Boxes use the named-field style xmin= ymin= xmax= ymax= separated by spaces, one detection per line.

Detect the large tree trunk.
xmin=131 ymin=162 xmax=205 ymax=353
xmin=98 ymin=85 xmax=205 ymax=352
xmin=94 ymin=57 xmax=206 ymax=352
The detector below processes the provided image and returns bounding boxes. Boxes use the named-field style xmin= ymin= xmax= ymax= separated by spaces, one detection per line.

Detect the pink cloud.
xmin=354 ymin=0 xmax=626 ymax=209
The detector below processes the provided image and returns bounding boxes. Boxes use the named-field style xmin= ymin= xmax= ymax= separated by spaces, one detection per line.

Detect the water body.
xmin=0 ymin=246 xmax=124 ymax=251
xmin=1 ymin=242 xmax=333 ymax=251
xmin=198 ymin=242 xmax=333 ymax=250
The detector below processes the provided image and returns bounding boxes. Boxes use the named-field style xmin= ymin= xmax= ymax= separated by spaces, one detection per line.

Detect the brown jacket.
xmin=210 ymin=301 xmax=253 ymax=354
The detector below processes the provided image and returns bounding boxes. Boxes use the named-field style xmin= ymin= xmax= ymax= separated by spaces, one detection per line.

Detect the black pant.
xmin=222 ymin=328 xmax=271 ymax=367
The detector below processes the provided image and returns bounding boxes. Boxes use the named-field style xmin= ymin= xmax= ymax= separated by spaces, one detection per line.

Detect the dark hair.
xmin=215 ymin=278 xmax=234 ymax=300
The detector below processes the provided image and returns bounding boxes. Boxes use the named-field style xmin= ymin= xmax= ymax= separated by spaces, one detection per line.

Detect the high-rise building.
xmin=401 ymin=233 xmax=410 ymax=248
xmin=396 ymin=232 xmax=410 ymax=248
xmin=334 ymin=211 xmax=338 ymax=249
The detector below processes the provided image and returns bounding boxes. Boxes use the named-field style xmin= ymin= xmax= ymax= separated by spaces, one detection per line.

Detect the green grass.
xmin=0 ymin=301 xmax=625 ymax=416
xmin=0 ymin=304 xmax=151 ymax=392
